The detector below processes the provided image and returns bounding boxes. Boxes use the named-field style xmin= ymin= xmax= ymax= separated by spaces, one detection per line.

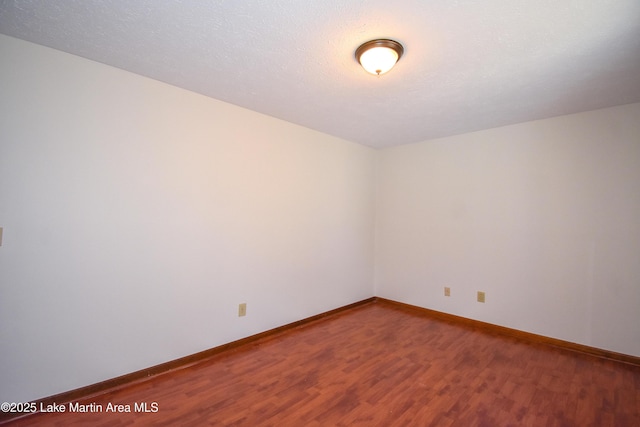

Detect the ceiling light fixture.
xmin=355 ymin=39 xmax=404 ymax=76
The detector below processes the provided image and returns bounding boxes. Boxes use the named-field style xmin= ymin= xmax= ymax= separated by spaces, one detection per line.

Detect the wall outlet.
xmin=238 ymin=303 xmax=247 ymax=317
xmin=477 ymin=291 xmax=485 ymax=303
xmin=444 ymin=287 xmax=451 ymax=297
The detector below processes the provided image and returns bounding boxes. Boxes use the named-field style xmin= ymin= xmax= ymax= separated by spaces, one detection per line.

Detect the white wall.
xmin=376 ymin=102 xmax=640 ymax=357
xmin=2 ymin=32 xmax=639 ymax=405
xmin=0 ymin=35 xmax=376 ymax=402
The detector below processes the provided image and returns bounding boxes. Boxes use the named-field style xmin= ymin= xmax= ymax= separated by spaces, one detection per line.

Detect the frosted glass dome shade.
xmin=356 ymin=39 xmax=404 ymax=76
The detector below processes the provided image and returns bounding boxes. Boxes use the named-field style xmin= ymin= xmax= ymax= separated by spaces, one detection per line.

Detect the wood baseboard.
xmin=373 ymin=297 xmax=640 ymax=366
xmin=4 ymin=296 xmax=638 ymax=424
xmin=0 ymin=297 xmax=375 ymax=424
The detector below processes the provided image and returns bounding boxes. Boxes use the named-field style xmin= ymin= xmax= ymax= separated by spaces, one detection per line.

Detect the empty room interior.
xmin=1 ymin=1 xmax=639 ymax=425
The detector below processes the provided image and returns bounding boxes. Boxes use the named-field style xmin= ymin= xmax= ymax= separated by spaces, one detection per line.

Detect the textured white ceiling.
xmin=1 ymin=0 xmax=640 ymax=148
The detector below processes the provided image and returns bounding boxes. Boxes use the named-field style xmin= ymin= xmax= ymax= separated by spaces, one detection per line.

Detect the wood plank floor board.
xmin=4 ymin=300 xmax=639 ymax=426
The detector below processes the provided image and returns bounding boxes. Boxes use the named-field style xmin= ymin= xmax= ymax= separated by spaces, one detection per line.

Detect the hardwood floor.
xmin=5 ymin=299 xmax=640 ymax=426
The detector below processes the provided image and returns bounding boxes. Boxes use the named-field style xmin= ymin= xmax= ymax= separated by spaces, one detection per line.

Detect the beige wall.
xmin=0 ymin=35 xmax=376 ymax=402
xmin=2 ymin=32 xmax=639 ymax=404
xmin=376 ymin=102 xmax=640 ymax=357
